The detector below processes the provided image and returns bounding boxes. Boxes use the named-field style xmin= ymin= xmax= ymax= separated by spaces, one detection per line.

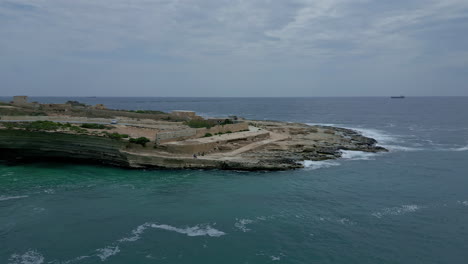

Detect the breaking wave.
xmin=9 ymin=250 xmax=44 ymax=264
xmin=234 ymin=218 xmax=254 ymax=232
xmin=118 ymin=222 xmax=225 ymax=243
xmin=0 ymin=195 xmax=28 ymax=201
xmin=306 ymin=123 xmax=423 ymax=152
xmin=372 ymin=204 xmax=422 ymax=218
xmin=301 ymin=160 xmax=340 ymax=170
xmin=96 ymin=246 xmax=120 ymax=261
xmin=340 ymin=150 xmax=377 ymax=160
xmin=449 ymin=145 xmax=468 ymax=152
xmin=149 ymin=223 xmax=225 ymax=237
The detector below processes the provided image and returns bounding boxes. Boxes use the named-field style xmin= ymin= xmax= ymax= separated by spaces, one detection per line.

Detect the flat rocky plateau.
xmin=0 ymin=120 xmax=387 ymax=171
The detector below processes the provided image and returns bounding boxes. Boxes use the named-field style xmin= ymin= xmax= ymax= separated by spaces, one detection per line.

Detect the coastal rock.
xmin=0 ymin=120 xmax=387 ymax=171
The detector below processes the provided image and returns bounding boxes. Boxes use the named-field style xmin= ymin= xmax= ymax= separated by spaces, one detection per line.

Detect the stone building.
xmin=170 ymin=110 xmax=202 ymax=120
xmin=12 ymin=96 xmax=28 ymax=105
xmin=93 ymin=104 xmax=107 ymax=110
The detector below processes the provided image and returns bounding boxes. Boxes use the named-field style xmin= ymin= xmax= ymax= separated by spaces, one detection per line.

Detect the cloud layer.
xmin=1 ymin=0 xmax=467 ymax=96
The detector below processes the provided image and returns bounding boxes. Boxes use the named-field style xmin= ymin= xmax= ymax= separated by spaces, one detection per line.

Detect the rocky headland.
xmin=0 ymin=97 xmax=387 ymax=170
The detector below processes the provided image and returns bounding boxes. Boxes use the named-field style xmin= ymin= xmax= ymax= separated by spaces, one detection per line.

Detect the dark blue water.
xmin=1 ymin=97 xmax=467 ymax=263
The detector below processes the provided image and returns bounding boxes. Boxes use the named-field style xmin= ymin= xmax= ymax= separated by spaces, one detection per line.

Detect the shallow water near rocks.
xmin=1 ymin=97 xmax=468 ymax=263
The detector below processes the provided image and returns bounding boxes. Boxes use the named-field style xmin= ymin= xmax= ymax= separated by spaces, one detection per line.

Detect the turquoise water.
xmin=1 ymin=97 xmax=468 ymax=263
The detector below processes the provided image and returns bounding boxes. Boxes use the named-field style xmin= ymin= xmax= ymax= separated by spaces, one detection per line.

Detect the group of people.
xmin=193 ymin=152 xmax=205 ymax=159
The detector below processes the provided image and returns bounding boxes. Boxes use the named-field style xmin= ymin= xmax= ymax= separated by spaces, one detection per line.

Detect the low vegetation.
xmin=220 ymin=119 xmax=234 ymax=125
xmin=129 ymin=137 xmax=150 ymax=146
xmin=0 ymin=108 xmax=48 ymax=116
xmin=102 ymin=132 xmax=129 ymax=140
xmin=204 ymin=133 xmax=213 ymax=137
xmin=1 ymin=121 xmax=87 ymax=133
xmin=128 ymin=110 xmax=166 ymax=115
xmin=80 ymin=123 xmax=112 ymax=129
xmin=185 ymin=120 xmax=214 ymax=129
xmin=66 ymin=101 xmax=87 ymax=107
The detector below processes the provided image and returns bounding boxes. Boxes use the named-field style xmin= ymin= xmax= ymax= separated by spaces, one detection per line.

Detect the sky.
xmin=1 ymin=0 xmax=467 ymax=97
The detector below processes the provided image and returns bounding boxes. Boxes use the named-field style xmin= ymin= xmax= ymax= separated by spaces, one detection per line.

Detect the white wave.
xmin=449 ymin=145 xmax=468 ymax=152
xmin=340 ymin=150 xmax=377 ymax=160
xmin=315 ymin=216 xmax=355 ymax=225
xmin=32 ymin=207 xmax=45 ymax=214
xmin=384 ymin=145 xmax=423 ymax=152
xmin=270 ymin=256 xmax=281 ymax=261
xmin=9 ymin=250 xmax=44 ymax=264
xmin=149 ymin=223 xmax=226 ymax=237
xmin=119 ymin=223 xmax=150 ymax=242
xmin=457 ymin=201 xmax=468 ymax=206
xmin=337 ymin=218 xmax=355 ymax=225
xmin=43 ymin=189 xmax=55 ymax=194
xmin=372 ymin=204 xmax=422 ymax=218
xmin=306 ymin=123 xmax=419 ymax=152
xmin=349 ymin=127 xmax=398 ymax=145
xmin=96 ymin=246 xmax=120 ymax=261
xmin=306 ymin=123 xmax=338 ymax=127
xmin=234 ymin=218 xmax=254 ymax=232
xmin=119 ymin=221 xmax=225 ymax=243
xmin=63 ymin=255 xmax=91 ymax=264
xmin=0 ymin=195 xmax=28 ymax=201
xmin=301 ymin=160 xmax=340 ymax=170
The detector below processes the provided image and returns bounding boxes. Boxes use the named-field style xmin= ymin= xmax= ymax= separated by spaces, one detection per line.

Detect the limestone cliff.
xmin=0 ymin=121 xmax=387 ymax=170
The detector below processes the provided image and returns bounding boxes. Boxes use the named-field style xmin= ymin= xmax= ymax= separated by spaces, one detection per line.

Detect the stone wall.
xmin=156 ymin=128 xmax=197 ymax=144
xmin=195 ymin=122 xmax=249 ymax=137
xmin=155 ymin=122 xmax=249 ymax=145
xmin=162 ymin=131 xmax=270 ymax=154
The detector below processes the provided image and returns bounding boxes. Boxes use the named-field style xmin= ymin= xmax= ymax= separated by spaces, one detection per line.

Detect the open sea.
xmin=1 ymin=96 xmax=468 ymax=264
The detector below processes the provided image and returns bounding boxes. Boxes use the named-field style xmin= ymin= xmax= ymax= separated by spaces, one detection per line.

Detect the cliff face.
xmin=0 ymin=121 xmax=388 ymax=171
xmin=0 ymin=130 xmax=129 ymax=167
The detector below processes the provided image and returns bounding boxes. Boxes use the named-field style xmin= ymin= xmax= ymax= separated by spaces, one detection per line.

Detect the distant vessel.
xmin=391 ymin=96 xmax=405 ymax=99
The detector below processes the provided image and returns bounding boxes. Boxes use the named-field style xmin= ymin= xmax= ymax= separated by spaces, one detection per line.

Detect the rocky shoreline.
xmin=0 ymin=120 xmax=387 ymax=171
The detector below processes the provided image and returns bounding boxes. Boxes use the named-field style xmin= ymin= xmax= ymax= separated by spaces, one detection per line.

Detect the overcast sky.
xmin=1 ymin=0 xmax=467 ymax=97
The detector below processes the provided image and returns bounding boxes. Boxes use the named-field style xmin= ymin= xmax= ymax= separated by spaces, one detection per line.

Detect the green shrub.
xmin=226 ymin=131 xmax=232 ymax=133
xmin=129 ymin=110 xmax=166 ymax=114
xmin=30 ymin=112 xmax=48 ymax=116
xmin=185 ymin=120 xmax=214 ymax=129
xmin=106 ymin=132 xmax=129 ymax=140
xmin=2 ymin=123 xmax=16 ymax=129
xmin=221 ymin=119 xmax=234 ymax=125
xmin=24 ymin=121 xmax=62 ymax=131
xmin=129 ymin=137 xmax=150 ymax=146
xmin=66 ymin=101 xmax=87 ymax=107
xmin=69 ymin=126 xmax=87 ymax=133
xmin=80 ymin=123 xmax=111 ymax=129
xmin=204 ymin=133 xmax=213 ymax=137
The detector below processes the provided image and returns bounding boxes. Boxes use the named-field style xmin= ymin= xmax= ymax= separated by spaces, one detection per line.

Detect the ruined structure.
xmin=12 ymin=96 xmax=28 ymax=106
xmin=170 ymin=110 xmax=202 ymax=120
xmin=0 ymin=97 xmax=387 ymax=170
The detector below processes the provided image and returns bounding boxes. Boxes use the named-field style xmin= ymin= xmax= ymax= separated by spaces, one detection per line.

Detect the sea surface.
xmin=1 ymin=97 xmax=468 ymax=264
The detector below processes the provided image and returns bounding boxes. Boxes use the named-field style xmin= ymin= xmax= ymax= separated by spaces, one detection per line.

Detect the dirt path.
xmin=207 ymin=131 xmax=289 ymax=159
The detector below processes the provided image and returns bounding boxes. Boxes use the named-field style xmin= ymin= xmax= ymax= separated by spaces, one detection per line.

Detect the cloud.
xmin=0 ymin=0 xmax=467 ymax=96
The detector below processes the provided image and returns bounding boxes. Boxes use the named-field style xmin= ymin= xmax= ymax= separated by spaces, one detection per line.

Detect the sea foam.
xmin=372 ymin=204 xmax=422 ymax=218
xmin=340 ymin=150 xmax=377 ymax=160
xmin=96 ymin=246 xmax=120 ymax=261
xmin=149 ymin=223 xmax=225 ymax=237
xmin=301 ymin=160 xmax=340 ymax=170
xmin=118 ymin=223 xmax=150 ymax=242
xmin=9 ymin=250 xmax=44 ymax=264
xmin=0 ymin=195 xmax=28 ymax=201
xmin=450 ymin=145 xmax=468 ymax=152
xmin=234 ymin=218 xmax=254 ymax=232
